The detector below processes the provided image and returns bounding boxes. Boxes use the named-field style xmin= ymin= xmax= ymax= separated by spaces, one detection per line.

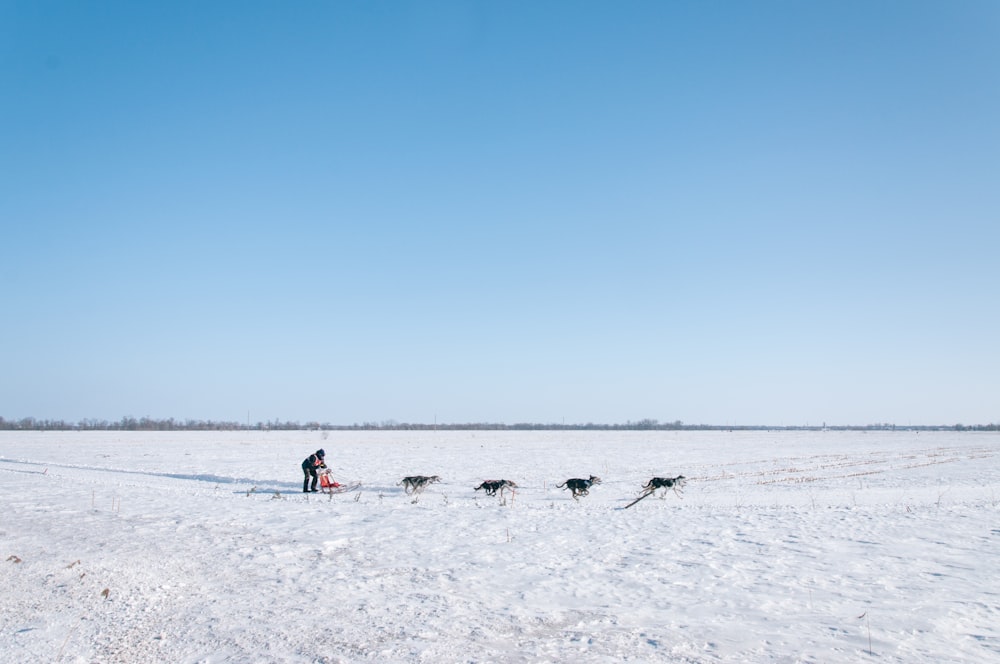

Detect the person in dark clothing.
xmin=302 ymin=449 xmax=326 ymax=492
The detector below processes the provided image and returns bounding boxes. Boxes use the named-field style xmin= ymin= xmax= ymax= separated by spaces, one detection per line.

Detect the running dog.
xmin=474 ymin=479 xmax=518 ymax=498
xmin=643 ymin=475 xmax=687 ymax=498
xmin=557 ymin=475 xmax=601 ymax=500
xmin=399 ymin=475 xmax=441 ymax=495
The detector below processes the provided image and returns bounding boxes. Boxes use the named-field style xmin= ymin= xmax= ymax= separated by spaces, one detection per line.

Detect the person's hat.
xmin=317 ymin=449 xmax=325 ymax=458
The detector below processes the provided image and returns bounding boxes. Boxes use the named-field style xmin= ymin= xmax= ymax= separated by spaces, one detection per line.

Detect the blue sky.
xmin=2 ymin=1 xmax=998 ymax=426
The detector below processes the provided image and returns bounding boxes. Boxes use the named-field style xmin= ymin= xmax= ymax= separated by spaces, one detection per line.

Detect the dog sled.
xmin=319 ymin=469 xmax=361 ymax=495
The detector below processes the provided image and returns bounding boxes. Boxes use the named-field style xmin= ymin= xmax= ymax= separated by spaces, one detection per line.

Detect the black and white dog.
xmin=642 ymin=475 xmax=687 ymax=498
xmin=474 ymin=479 xmax=518 ymax=498
xmin=399 ymin=475 xmax=441 ymax=495
xmin=557 ymin=475 xmax=602 ymax=500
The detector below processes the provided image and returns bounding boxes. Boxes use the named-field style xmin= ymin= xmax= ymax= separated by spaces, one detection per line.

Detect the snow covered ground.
xmin=2 ymin=429 xmax=999 ymax=663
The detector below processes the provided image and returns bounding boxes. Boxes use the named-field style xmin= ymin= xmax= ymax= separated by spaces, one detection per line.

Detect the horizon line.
xmin=1 ymin=415 xmax=997 ymax=432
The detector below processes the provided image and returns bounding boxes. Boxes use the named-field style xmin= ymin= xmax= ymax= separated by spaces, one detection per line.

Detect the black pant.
xmin=302 ymin=465 xmax=318 ymax=492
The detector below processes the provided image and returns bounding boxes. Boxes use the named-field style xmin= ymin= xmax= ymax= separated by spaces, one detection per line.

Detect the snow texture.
xmin=2 ymin=430 xmax=999 ymax=663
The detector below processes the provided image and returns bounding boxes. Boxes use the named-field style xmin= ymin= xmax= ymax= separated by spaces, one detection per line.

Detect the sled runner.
xmin=326 ymin=481 xmax=361 ymax=495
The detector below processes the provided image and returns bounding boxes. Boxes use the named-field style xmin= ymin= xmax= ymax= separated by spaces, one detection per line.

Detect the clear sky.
xmin=2 ymin=1 xmax=998 ymax=427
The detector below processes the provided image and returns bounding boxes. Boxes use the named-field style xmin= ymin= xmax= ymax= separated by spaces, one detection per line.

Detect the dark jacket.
xmin=302 ymin=452 xmax=326 ymax=470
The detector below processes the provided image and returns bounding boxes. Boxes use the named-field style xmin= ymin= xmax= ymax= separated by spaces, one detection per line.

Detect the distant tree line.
xmin=0 ymin=416 xmax=997 ymax=432
xmin=0 ymin=416 xmax=249 ymax=431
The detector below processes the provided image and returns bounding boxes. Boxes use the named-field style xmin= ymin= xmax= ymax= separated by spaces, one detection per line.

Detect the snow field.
xmin=1 ymin=430 xmax=999 ymax=663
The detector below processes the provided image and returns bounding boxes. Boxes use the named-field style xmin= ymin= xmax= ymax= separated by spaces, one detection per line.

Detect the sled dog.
xmin=474 ymin=479 xmax=518 ymax=497
xmin=642 ymin=475 xmax=687 ymax=497
xmin=399 ymin=475 xmax=441 ymax=495
xmin=557 ymin=475 xmax=601 ymax=500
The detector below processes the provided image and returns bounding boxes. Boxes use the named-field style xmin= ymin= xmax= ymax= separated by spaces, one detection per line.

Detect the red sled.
xmin=319 ymin=470 xmax=342 ymax=494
